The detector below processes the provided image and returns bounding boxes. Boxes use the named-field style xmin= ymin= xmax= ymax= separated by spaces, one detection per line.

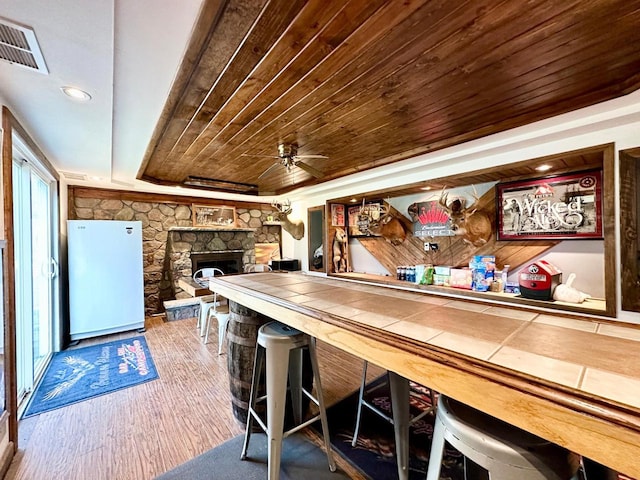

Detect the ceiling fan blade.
xmin=294 ymin=154 xmax=328 ymax=159
xmin=258 ymin=161 xmax=282 ymax=179
xmin=295 ymin=161 xmax=325 ymax=178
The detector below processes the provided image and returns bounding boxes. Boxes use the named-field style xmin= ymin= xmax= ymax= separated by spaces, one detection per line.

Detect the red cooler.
xmin=518 ymin=260 xmax=562 ymax=301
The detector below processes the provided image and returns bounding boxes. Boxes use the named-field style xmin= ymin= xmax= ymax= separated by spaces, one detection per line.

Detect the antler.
xmin=467 ymin=185 xmax=480 ymax=215
xmin=438 ymin=187 xmax=451 ymax=213
xmin=271 ymin=198 xmax=292 ymax=215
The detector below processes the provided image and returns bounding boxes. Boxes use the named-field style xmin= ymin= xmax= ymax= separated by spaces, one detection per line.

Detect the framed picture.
xmin=331 ymin=204 xmax=345 ymax=227
xmin=192 ymin=204 xmax=236 ymax=227
xmin=497 ymin=170 xmax=603 ymax=240
xmin=347 ymin=202 xmax=381 ymax=237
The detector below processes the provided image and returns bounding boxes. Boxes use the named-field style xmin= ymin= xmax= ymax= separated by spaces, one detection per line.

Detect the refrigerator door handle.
xmin=49 ymin=257 xmax=58 ymax=279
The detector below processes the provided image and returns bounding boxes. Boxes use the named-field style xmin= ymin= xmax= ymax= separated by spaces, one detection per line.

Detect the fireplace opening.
xmin=191 ymin=250 xmax=244 ymax=275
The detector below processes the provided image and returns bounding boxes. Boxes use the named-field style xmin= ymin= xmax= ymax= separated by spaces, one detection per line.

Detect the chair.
xmin=352 ymin=361 xmax=436 ymax=446
xmin=192 ymin=267 xmax=220 ymax=288
xmin=244 ymin=263 xmax=272 ymax=273
xmin=195 ymin=268 xmax=230 ymax=354
xmin=194 ymin=267 xmax=224 ymax=332
xmin=203 ymin=299 xmax=230 ymax=354
xmin=241 ymin=321 xmax=335 ymax=479
xmin=426 ymin=395 xmax=580 ymax=480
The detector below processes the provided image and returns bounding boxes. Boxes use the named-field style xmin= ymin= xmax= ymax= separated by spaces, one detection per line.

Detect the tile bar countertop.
xmin=209 ymin=272 xmax=640 ymax=477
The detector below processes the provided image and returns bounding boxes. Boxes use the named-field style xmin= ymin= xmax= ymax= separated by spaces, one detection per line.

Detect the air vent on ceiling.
xmin=0 ymin=17 xmax=48 ymax=74
xmin=60 ymin=171 xmax=88 ymax=181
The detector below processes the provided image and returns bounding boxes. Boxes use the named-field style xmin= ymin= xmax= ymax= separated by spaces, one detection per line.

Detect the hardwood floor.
xmin=6 ymin=314 xmax=383 ymax=480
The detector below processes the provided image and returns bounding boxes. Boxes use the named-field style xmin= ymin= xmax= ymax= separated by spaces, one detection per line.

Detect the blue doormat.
xmin=22 ymin=336 xmax=158 ymax=418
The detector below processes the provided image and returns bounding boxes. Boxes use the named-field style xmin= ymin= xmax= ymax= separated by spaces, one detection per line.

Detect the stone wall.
xmin=69 ymin=190 xmax=280 ymax=315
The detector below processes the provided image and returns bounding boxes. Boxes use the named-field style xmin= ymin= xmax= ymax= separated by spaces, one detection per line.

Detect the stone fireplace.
xmin=164 ymin=227 xmax=255 ymax=299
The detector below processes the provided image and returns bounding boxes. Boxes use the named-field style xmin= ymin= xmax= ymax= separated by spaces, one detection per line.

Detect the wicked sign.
xmin=497 ymin=170 xmax=603 ymax=240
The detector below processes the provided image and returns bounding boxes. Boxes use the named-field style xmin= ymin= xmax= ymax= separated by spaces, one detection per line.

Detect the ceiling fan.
xmin=242 ymin=143 xmax=328 ymax=179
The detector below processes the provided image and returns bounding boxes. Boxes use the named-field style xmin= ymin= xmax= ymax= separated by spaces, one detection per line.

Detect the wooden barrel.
xmin=226 ymin=300 xmax=270 ymax=424
xmin=226 ymin=300 xmax=314 ymax=426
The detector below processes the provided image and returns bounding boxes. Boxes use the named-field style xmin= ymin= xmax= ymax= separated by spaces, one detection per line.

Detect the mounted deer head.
xmin=438 ymin=186 xmax=492 ymax=247
xmin=367 ymin=203 xmax=407 ymax=246
xmin=271 ymin=199 xmax=304 ymax=240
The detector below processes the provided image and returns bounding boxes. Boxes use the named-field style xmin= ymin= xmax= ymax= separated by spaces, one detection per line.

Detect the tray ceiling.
xmin=138 ymin=0 xmax=640 ymax=196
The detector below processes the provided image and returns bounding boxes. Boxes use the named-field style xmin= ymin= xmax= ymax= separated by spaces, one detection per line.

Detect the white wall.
xmin=284 ymin=89 xmax=640 ymax=323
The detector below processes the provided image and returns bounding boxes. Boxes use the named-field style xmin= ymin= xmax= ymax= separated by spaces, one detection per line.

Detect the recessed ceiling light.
xmin=420 ymin=186 xmax=432 ymax=191
xmin=61 ymin=86 xmax=92 ymax=101
xmin=536 ymin=164 xmax=552 ymax=172
xmin=350 ymin=198 xmax=358 ymax=203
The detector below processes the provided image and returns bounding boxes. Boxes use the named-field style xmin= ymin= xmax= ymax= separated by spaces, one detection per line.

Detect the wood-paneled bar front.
xmin=210 ymin=272 xmax=640 ymax=478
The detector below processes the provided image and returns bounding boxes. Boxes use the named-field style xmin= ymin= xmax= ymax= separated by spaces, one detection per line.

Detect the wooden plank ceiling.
xmin=138 ymin=0 xmax=640 ymax=196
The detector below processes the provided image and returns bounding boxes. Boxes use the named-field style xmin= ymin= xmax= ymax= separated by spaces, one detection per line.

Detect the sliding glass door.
xmin=12 ymin=143 xmax=58 ymax=405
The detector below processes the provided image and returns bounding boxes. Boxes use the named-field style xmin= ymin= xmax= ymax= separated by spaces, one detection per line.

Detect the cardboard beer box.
xmin=433 ymin=274 xmax=449 ymax=286
xmin=449 ymin=268 xmax=473 ymax=289
xmin=434 ymin=265 xmax=452 ymax=276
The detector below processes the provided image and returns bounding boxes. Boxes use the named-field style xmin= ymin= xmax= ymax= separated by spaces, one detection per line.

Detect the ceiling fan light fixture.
xmin=61 ymin=86 xmax=91 ymax=101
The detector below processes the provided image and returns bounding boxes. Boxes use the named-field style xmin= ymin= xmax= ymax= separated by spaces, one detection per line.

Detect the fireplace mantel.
xmin=168 ymin=226 xmax=255 ymax=233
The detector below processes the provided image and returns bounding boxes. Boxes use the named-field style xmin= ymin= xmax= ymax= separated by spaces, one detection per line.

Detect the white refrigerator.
xmin=68 ymin=220 xmax=145 ymax=341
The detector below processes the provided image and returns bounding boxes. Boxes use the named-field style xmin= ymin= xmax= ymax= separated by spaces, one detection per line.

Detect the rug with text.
xmin=23 ymin=336 xmax=158 ymax=418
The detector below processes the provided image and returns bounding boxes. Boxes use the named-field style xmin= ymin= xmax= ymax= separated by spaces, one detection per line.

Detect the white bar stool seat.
xmin=426 ymin=395 xmax=579 ymax=480
xmin=241 ymin=321 xmax=336 ymax=479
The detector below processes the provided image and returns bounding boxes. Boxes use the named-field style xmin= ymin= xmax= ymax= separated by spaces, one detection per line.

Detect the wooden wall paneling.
xmin=356 ymin=190 xmax=560 ymax=275
xmin=602 ymin=144 xmax=617 ymax=317
xmin=619 ymin=147 xmax=640 ymax=312
xmin=1 ymin=107 xmax=18 ymax=461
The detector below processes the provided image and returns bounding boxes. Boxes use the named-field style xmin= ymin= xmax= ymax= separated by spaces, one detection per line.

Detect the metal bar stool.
xmin=352 ymin=361 xmax=436 ymax=480
xmin=352 ymin=361 xmax=436 ymax=445
xmin=426 ymin=395 xmax=580 ymax=480
xmin=241 ymin=321 xmax=336 ymax=479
